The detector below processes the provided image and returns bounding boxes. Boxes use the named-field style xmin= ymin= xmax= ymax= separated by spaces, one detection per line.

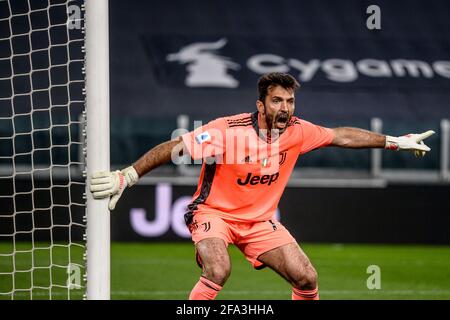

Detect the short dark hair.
xmin=257 ymin=72 xmax=300 ymax=102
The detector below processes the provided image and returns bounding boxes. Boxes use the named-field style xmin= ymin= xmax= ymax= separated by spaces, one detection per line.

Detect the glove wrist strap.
xmin=122 ymin=166 xmax=139 ymax=187
xmin=385 ymin=135 xmax=400 ymax=151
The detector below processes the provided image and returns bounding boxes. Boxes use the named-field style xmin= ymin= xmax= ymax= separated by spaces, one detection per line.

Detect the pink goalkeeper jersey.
xmin=182 ymin=112 xmax=334 ymax=222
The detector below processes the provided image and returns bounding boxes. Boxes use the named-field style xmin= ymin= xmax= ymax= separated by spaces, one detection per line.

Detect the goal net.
xmin=0 ymin=0 xmax=87 ymax=299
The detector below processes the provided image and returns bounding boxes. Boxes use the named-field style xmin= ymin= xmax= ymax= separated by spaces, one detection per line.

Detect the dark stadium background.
xmin=1 ymin=0 xmax=450 ymax=300
xmin=106 ymin=0 xmax=450 ymax=244
xmin=1 ymin=0 xmax=449 ymax=243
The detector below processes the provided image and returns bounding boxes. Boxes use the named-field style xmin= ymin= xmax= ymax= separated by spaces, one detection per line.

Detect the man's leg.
xmin=189 ymin=237 xmax=231 ymax=300
xmin=258 ymin=242 xmax=319 ymax=300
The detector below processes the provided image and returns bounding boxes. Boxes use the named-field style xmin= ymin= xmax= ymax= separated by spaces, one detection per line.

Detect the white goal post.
xmin=85 ymin=0 xmax=110 ymax=300
xmin=0 ymin=0 xmax=110 ymax=300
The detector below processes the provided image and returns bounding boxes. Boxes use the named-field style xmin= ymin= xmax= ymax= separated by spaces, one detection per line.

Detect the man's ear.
xmin=256 ymin=100 xmax=265 ymax=114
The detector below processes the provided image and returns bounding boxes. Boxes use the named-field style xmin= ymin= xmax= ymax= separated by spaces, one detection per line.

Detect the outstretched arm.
xmin=331 ymin=127 xmax=385 ymax=149
xmin=330 ymin=127 xmax=434 ymax=155
xmin=133 ymin=136 xmax=183 ymax=177
xmin=90 ymin=136 xmax=184 ymax=210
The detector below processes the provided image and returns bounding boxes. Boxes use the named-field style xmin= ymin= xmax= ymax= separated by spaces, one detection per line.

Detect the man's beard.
xmin=264 ymin=106 xmax=291 ymax=133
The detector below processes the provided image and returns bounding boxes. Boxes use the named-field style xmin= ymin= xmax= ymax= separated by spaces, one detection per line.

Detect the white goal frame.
xmin=85 ymin=0 xmax=110 ymax=300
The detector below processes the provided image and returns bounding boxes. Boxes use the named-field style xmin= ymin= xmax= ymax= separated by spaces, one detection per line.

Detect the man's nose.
xmin=280 ymin=101 xmax=288 ymax=111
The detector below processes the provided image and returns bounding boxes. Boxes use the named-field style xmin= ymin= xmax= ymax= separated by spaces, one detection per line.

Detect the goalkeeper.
xmin=90 ymin=72 xmax=434 ymax=300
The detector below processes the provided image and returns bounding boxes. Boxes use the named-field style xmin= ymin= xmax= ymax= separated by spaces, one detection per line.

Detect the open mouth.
xmin=275 ymin=113 xmax=289 ymax=129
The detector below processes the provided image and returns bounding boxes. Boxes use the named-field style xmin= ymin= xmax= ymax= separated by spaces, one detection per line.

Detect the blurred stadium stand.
xmin=1 ymin=0 xmax=450 ymax=244
xmin=106 ymin=0 xmax=450 ymax=183
xmin=2 ymin=0 xmax=449 ymax=180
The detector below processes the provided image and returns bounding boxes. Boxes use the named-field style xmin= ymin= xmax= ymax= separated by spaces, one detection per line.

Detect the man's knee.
xmin=202 ymin=262 xmax=231 ymax=286
xmin=196 ymin=238 xmax=231 ymax=286
xmin=292 ymin=266 xmax=318 ymax=290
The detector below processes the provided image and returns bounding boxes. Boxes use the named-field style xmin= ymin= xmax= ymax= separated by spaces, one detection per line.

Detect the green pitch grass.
xmin=1 ymin=242 xmax=450 ymax=300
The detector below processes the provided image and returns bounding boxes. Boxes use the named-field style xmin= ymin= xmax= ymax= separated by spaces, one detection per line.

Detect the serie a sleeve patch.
xmin=195 ymin=131 xmax=212 ymax=144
